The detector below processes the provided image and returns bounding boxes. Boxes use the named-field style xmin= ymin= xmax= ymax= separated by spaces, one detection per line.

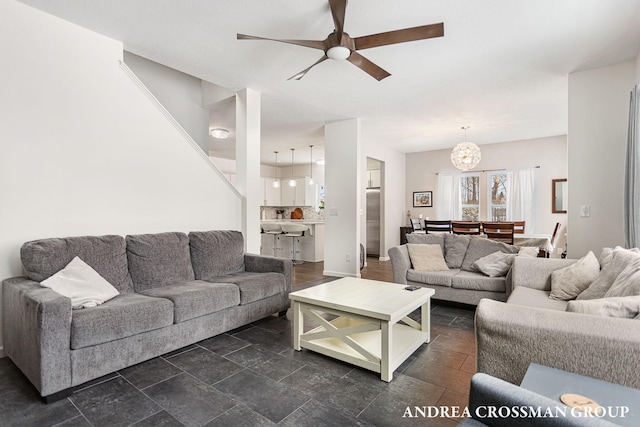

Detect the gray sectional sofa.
xmin=388 ymin=233 xmax=520 ymax=305
xmin=2 ymin=230 xmax=292 ymax=401
xmin=476 ymin=255 xmax=640 ymax=390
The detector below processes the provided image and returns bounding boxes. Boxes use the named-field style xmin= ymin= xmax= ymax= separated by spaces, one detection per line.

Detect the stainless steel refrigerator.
xmin=366 ymin=188 xmax=380 ymax=258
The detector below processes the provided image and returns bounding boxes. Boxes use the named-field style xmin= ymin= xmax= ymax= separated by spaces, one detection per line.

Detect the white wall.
xmin=324 ymin=119 xmax=362 ymax=277
xmin=567 ymin=61 xmax=637 ymax=257
xmin=364 ymin=141 xmax=407 ymax=259
xmin=0 ymin=1 xmax=242 ymax=354
xmin=124 ymin=52 xmax=210 ymax=153
xmin=405 ymin=136 xmax=568 ymax=247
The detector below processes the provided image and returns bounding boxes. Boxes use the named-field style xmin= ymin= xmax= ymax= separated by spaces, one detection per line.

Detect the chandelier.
xmin=451 ymin=126 xmax=481 ymax=171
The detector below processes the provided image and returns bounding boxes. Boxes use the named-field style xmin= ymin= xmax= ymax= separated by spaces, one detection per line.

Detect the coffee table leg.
xmin=381 ymin=321 xmax=392 ymax=382
xmin=293 ymin=301 xmax=303 ymax=351
xmin=422 ymin=298 xmax=431 ymax=343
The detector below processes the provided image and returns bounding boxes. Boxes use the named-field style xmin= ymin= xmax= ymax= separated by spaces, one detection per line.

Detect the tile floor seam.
xmin=274 ymin=396 xmax=314 ymax=425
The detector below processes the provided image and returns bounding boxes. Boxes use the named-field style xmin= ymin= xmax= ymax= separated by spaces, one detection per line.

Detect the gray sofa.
xmin=388 ymin=233 xmax=520 ymax=305
xmin=2 ymin=230 xmax=292 ymax=401
xmin=476 ymin=256 xmax=640 ymax=390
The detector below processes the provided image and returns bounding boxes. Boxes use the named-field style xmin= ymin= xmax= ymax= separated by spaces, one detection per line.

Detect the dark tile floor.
xmin=0 ymin=303 xmax=476 ymax=427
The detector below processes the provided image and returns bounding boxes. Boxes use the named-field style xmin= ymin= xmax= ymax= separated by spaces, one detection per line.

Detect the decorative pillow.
xmin=577 ymin=247 xmax=640 ymax=300
xmin=517 ymin=247 xmax=539 ymax=258
xmin=407 ymin=244 xmax=449 ymax=272
xmin=566 ymin=295 xmax=640 ymax=319
xmin=40 ymin=256 xmax=119 ymax=309
xmin=460 ymin=236 xmax=519 ymax=272
xmin=443 ymin=234 xmax=471 ymax=268
xmin=599 ymin=247 xmax=614 ymax=269
xmin=549 ymin=251 xmax=600 ymax=300
xmin=604 ymin=257 xmax=640 ymax=297
xmin=406 ymin=233 xmax=445 ymax=254
xmin=472 ymin=251 xmax=517 ymax=277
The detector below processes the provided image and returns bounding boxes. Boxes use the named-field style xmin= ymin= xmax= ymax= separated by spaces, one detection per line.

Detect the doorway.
xmin=366 ymin=158 xmax=383 ymax=258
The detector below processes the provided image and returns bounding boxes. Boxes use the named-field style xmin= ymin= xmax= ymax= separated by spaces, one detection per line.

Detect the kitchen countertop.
xmin=261 ymin=220 xmax=324 ymax=224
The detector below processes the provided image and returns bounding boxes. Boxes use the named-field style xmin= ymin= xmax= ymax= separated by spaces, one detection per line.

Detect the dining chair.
xmin=482 ymin=221 xmax=515 ymax=245
xmin=547 ymin=222 xmax=561 ymax=257
xmin=513 ymin=221 xmax=526 ymax=234
xmin=410 ymin=218 xmax=424 ymax=232
xmin=451 ymin=221 xmax=482 ymax=235
xmin=424 ymin=220 xmax=452 ymax=233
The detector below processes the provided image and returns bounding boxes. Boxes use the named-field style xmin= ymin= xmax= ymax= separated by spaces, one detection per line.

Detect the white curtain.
xmin=625 ymin=84 xmax=640 ymax=248
xmin=436 ymin=173 xmax=461 ymax=220
xmin=506 ymin=168 xmax=535 ymax=231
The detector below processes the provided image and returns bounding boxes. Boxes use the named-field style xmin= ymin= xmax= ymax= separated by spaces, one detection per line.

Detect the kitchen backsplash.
xmin=261 ymin=206 xmax=325 ymax=221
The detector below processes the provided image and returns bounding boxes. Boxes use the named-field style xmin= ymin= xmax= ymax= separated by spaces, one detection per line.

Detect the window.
xmin=460 ymin=174 xmax=480 ymax=221
xmin=488 ymin=173 xmax=508 ymax=221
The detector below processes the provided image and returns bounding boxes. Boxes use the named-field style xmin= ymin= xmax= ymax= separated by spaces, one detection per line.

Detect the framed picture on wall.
xmin=413 ymin=191 xmax=432 ymax=207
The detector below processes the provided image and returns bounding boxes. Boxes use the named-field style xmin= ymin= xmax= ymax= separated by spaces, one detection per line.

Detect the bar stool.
xmin=280 ymin=223 xmax=308 ymax=264
xmin=261 ymin=223 xmax=282 ymax=257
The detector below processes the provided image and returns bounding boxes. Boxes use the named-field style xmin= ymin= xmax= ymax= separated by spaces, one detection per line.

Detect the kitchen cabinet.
xmin=280 ymin=177 xmax=308 ymax=206
xmin=261 ymin=178 xmax=281 ymax=206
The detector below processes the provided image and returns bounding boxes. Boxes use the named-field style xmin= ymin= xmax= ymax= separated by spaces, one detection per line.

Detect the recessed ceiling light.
xmin=210 ymin=128 xmax=229 ymax=139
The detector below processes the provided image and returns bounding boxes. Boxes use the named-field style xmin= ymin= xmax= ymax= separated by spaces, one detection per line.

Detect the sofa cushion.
xmin=604 ymin=256 xmax=640 ymax=297
xmin=407 ymin=269 xmax=458 ymax=287
xmin=21 ymin=234 xmax=133 ymax=293
xmin=460 ymin=236 xmax=518 ymax=272
xmin=405 ymin=233 xmax=445 ymax=253
xmin=140 ymin=280 xmax=240 ymax=323
xmin=444 ymin=234 xmax=471 ymax=268
xmin=507 ymin=286 xmax=568 ymax=311
xmin=549 ymin=251 xmax=600 ymax=300
xmin=451 ymin=271 xmax=506 ymax=292
xmin=40 ymin=256 xmax=119 ymax=309
xmin=189 ymin=230 xmax=245 ymax=280
xmin=126 ymin=232 xmax=195 ymax=292
xmin=566 ymin=295 xmax=640 ymax=318
xmin=472 ymin=251 xmax=516 ymax=277
xmin=205 ymin=272 xmax=286 ymax=305
xmin=577 ymin=247 xmax=640 ymax=300
xmin=70 ymin=293 xmax=174 ymax=349
xmin=407 ymin=244 xmax=449 ymax=271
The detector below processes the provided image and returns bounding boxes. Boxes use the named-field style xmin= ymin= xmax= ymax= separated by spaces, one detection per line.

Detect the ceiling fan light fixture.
xmin=326 ymin=45 xmax=351 ymax=60
xmin=210 ymin=128 xmax=229 ymax=139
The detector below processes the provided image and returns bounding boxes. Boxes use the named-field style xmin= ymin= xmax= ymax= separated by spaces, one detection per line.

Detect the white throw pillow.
xmin=407 ymin=244 xmax=449 ymax=272
xmin=549 ymin=251 xmax=600 ymax=300
xmin=604 ymin=257 xmax=640 ymax=297
xmin=472 ymin=251 xmax=517 ymax=277
xmin=517 ymin=247 xmax=539 ymax=258
xmin=566 ymin=295 xmax=640 ymax=318
xmin=40 ymin=256 xmax=119 ymax=309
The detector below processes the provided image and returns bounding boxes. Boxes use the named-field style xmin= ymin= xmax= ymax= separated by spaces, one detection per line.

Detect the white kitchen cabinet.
xmin=261 ymin=178 xmax=281 ymax=206
xmin=280 ymin=177 xmax=308 ymax=206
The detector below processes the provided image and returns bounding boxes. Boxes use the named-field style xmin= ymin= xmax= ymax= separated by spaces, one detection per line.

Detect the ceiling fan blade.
xmin=347 ymin=52 xmax=391 ymax=81
xmin=237 ymin=34 xmax=325 ymax=50
xmin=328 ymin=0 xmax=347 ymax=42
xmin=288 ymin=55 xmax=329 ymax=80
xmin=353 ymin=22 xmax=444 ymax=50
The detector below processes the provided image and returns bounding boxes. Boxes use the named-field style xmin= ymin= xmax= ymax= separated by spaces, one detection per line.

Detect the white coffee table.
xmin=289 ymin=277 xmax=434 ymax=382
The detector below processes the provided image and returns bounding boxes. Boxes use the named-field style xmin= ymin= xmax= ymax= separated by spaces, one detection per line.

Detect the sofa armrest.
xmin=510 ymin=257 xmax=577 ymax=292
xmin=388 ymin=245 xmax=411 ymax=285
xmin=475 ymin=298 xmax=640 ymax=389
xmin=2 ymin=277 xmax=72 ymax=397
xmin=244 ymin=254 xmax=293 ymax=293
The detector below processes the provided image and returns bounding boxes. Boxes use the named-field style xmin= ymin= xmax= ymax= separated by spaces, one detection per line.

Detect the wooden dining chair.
xmin=513 ymin=221 xmax=526 ymax=234
xmin=547 ymin=222 xmax=561 ymax=257
xmin=424 ymin=220 xmax=452 ymax=233
xmin=482 ymin=222 xmax=515 ymax=245
xmin=410 ymin=218 xmax=424 ymax=232
xmin=451 ymin=221 xmax=482 ymax=235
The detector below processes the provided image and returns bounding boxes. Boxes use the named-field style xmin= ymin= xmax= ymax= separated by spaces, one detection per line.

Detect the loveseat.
xmin=476 ymin=247 xmax=640 ymax=390
xmin=2 ymin=230 xmax=292 ymax=401
xmin=388 ymin=233 xmax=522 ymax=305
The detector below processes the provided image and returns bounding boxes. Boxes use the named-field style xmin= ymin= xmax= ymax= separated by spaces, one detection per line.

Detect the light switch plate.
xmin=580 ymin=205 xmax=590 ymax=217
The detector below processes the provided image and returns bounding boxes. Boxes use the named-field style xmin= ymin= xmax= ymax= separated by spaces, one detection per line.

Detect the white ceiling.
xmin=18 ymin=0 xmax=640 ymax=166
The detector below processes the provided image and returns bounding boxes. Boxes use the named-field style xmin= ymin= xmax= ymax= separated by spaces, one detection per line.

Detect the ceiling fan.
xmin=237 ymin=0 xmax=444 ymax=81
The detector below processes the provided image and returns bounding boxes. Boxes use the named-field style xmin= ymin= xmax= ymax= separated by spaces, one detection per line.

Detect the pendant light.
xmin=271 ymin=151 xmax=280 ymax=188
xmin=451 ymin=126 xmax=481 ymax=171
xmin=289 ymin=148 xmax=297 ymax=187
xmin=308 ymin=145 xmax=314 ymax=185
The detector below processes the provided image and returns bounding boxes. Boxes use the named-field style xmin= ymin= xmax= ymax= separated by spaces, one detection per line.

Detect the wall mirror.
xmin=552 ymin=179 xmax=567 ymax=213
